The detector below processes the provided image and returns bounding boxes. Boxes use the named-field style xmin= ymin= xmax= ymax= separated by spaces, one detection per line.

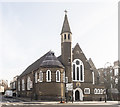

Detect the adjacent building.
xmin=10 ymin=76 xmax=18 ymax=96
xmin=0 ymin=79 xmax=8 ymax=93
xmin=97 ymin=61 xmax=119 ymax=100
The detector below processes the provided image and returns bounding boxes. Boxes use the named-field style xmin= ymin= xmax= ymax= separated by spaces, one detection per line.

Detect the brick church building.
xmin=17 ymin=12 xmax=105 ymax=101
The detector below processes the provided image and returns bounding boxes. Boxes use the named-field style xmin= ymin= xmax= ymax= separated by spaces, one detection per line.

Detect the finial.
xmin=64 ymin=10 xmax=67 ymax=15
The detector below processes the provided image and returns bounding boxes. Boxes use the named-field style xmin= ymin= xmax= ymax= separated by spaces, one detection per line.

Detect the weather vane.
xmin=64 ymin=10 xmax=67 ymax=14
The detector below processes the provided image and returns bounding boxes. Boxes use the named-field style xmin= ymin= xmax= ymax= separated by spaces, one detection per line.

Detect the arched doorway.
xmin=75 ymin=90 xmax=80 ymax=101
xmin=73 ymin=88 xmax=83 ymax=101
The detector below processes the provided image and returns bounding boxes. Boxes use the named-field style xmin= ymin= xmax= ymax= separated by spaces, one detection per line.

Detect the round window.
xmin=76 ymin=60 xmax=79 ymax=65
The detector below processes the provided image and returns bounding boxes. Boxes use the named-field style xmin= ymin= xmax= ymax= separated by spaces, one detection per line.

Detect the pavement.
xmin=14 ymin=97 xmax=120 ymax=105
xmin=0 ymin=96 xmax=120 ymax=106
xmin=0 ymin=101 xmax=119 ymax=105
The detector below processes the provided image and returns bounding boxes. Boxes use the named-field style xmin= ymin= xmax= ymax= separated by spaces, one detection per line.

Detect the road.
xmin=0 ymin=94 xmax=22 ymax=103
xmin=0 ymin=94 xmax=119 ymax=107
xmin=1 ymin=104 xmax=119 ymax=107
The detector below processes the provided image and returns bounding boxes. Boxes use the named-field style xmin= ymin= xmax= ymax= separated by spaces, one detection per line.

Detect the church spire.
xmin=61 ymin=10 xmax=72 ymax=34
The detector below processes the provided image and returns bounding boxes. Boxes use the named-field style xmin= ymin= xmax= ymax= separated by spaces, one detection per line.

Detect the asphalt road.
xmin=1 ymin=104 xmax=119 ymax=107
xmin=0 ymin=94 xmax=119 ymax=107
xmin=0 ymin=94 xmax=22 ymax=103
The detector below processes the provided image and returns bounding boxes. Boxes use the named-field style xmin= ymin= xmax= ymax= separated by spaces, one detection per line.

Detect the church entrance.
xmin=73 ymin=88 xmax=83 ymax=101
xmin=75 ymin=90 xmax=80 ymax=101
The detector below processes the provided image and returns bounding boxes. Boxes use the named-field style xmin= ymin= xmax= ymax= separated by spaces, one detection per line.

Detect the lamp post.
xmin=65 ymin=77 xmax=68 ymax=103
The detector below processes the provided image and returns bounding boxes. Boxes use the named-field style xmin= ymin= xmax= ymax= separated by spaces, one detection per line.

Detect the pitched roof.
xmin=57 ymin=55 xmax=62 ymax=63
xmin=72 ymin=43 xmax=82 ymax=52
xmin=19 ymin=52 xmax=50 ymax=77
xmin=88 ymin=58 xmax=97 ymax=70
xmin=72 ymin=43 xmax=92 ymax=71
xmin=40 ymin=51 xmax=64 ymax=68
xmin=20 ymin=51 xmax=64 ymax=77
xmin=61 ymin=14 xmax=72 ymax=34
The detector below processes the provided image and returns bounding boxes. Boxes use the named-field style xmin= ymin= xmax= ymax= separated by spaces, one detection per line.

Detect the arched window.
xmin=80 ymin=65 xmax=83 ymax=81
xmin=77 ymin=67 xmax=79 ymax=80
xmin=64 ymin=34 xmax=66 ymax=40
xmin=35 ymin=72 xmax=38 ymax=83
xmin=73 ymin=64 xmax=75 ymax=80
xmin=72 ymin=59 xmax=84 ymax=82
xmin=98 ymin=89 xmax=100 ymax=94
xmin=27 ymin=76 xmax=31 ymax=90
xmin=46 ymin=70 xmax=51 ymax=82
xmin=68 ymin=34 xmax=70 ymax=40
xmin=100 ymin=89 xmax=103 ymax=94
xmin=92 ymin=72 xmax=95 ymax=84
xmin=94 ymin=88 xmax=98 ymax=94
xmin=115 ymin=78 xmax=118 ymax=84
xmin=56 ymin=70 xmax=60 ymax=82
xmin=22 ymin=79 xmax=25 ymax=91
xmin=114 ymin=68 xmax=118 ymax=76
xmin=39 ymin=71 xmax=43 ymax=82
xmin=18 ymin=80 xmax=20 ymax=91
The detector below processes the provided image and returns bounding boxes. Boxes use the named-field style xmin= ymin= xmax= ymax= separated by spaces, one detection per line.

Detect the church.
xmin=17 ymin=11 xmax=105 ymax=101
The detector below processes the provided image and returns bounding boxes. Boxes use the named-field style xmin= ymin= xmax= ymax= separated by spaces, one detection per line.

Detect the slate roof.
xmin=40 ymin=51 xmax=64 ymax=68
xmin=20 ymin=51 xmax=64 ymax=77
xmin=72 ymin=43 xmax=92 ymax=71
xmin=61 ymin=14 xmax=72 ymax=34
xmin=20 ymin=52 xmax=49 ymax=77
xmin=57 ymin=55 xmax=62 ymax=63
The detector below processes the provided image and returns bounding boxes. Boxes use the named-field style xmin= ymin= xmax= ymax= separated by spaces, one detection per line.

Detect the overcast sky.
xmin=0 ymin=0 xmax=118 ymax=84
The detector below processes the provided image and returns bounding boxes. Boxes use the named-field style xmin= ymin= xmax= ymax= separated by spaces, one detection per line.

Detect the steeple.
xmin=61 ymin=11 xmax=72 ymax=83
xmin=61 ymin=10 xmax=72 ymax=34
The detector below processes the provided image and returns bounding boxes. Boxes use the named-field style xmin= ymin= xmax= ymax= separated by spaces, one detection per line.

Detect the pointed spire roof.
xmin=61 ymin=10 xmax=72 ymax=34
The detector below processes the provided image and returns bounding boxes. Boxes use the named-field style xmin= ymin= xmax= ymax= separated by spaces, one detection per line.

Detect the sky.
xmin=0 ymin=0 xmax=118 ymax=85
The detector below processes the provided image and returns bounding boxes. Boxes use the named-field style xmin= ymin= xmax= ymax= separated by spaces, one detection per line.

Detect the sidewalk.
xmin=1 ymin=101 xmax=119 ymax=106
xmin=14 ymin=97 xmax=119 ymax=105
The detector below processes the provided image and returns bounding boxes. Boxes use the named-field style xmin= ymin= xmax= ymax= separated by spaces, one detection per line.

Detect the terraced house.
xmin=17 ymin=12 xmax=105 ymax=101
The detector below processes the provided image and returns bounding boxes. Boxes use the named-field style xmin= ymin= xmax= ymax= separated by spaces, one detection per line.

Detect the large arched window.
xmin=46 ymin=70 xmax=51 ymax=82
xmin=72 ymin=59 xmax=84 ymax=82
xmin=56 ymin=70 xmax=60 ymax=82
xmin=39 ymin=71 xmax=43 ymax=82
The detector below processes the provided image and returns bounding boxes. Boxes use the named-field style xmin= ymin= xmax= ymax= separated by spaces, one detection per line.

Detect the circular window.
xmin=76 ymin=60 xmax=79 ymax=65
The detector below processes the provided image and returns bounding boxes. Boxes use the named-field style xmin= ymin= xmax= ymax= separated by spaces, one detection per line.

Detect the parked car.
xmin=4 ymin=90 xmax=13 ymax=98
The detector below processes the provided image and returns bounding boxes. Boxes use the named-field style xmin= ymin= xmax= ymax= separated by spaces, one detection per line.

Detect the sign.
xmin=65 ymin=77 xmax=68 ymax=83
xmin=76 ymin=82 xmax=81 ymax=87
xmin=66 ymin=83 xmax=73 ymax=91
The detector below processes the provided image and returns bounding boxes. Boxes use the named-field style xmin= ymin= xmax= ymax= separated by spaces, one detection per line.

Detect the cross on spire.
xmin=64 ymin=10 xmax=67 ymax=15
xmin=61 ymin=10 xmax=71 ymax=34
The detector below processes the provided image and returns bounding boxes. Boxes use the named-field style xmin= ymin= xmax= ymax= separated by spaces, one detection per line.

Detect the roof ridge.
xmin=19 ymin=51 xmax=50 ymax=77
